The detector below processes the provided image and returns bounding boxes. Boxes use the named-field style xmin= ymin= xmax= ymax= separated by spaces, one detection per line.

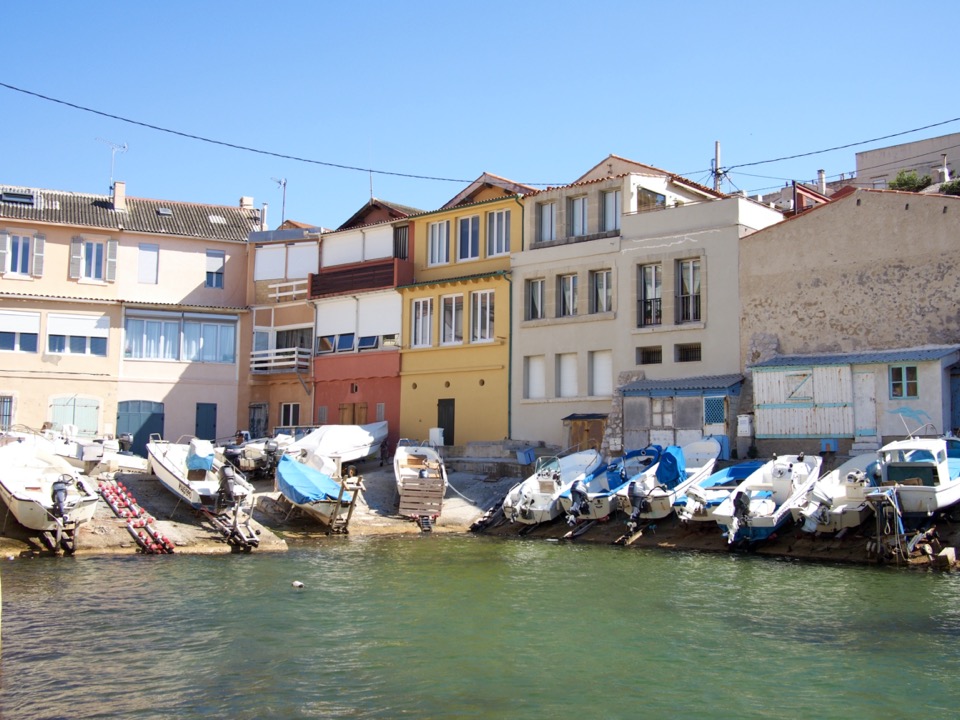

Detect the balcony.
xmin=250 ymin=347 xmax=311 ymax=374
xmin=309 ymin=257 xmax=413 ymax=298
xmin=267 ymin=279 xmax=309 ymax=302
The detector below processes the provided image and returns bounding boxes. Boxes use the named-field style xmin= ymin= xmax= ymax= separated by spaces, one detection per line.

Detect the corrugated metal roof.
xmin=397 ymin=270 xmax=507 ymax=290
xmin=0 ymin=185 xmax=262 ymax=241
xmin=750 ymin=345 xmax=960 ymax=369
xmin=561 ymin=413 xmax=608 ymax=421
xmin=620 ymin=374 xmax=743 ymax=395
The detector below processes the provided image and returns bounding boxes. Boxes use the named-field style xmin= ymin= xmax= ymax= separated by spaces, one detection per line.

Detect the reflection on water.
xmin=3 ymin=537 xmax=960 ymax=719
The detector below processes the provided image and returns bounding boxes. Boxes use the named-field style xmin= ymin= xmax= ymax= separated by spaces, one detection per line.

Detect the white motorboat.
xmin=501 ymin=448 xmax=605 ymax=525
xmin=608 ymin=438 xmax=723 ymax=530
xmin=275 ymin=454 xmax=363 ymax=532
xmin=145 ymin=435 xmax=259 ymax=549
xmin=555 ymin=446 xmax=659 ymax=524
xmin=287 ymin=421 xmax=388 ymax=469
xmin=712 ymin=452 xmax=823 ymax=545
xmin=791 ymin=454 xmax=880 ymax=534
xmin=0 ymin=435 xmax=99 ymax=553
xmin=867 ymin=435 xmax=960 ymax=523
xmin=674 ymin=460 xmax=765 ymax=523
xmin=393 ymin=439 xmax=449 ymax=524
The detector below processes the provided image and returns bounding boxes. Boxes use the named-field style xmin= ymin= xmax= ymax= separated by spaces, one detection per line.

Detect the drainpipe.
xmin=508 ymin=195 xmax=524 ymax=439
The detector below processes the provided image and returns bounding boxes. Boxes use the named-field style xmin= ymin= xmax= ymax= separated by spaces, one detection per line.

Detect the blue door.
xmin=117 ymin=401 xmax=164 ymax=456
xmin=196 ymin=403 xmax=217 ymax=441
xmin=951 ymin=374 xmax=960 ymax=434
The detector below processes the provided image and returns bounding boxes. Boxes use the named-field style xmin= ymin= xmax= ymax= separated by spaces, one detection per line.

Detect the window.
xmin=276 ymin=327 xmax=312 ymax=350
xmin=557 ymin=353 xmax=578 ymax=398
xmin=124 ymin=318 xmax=180 ymax=359
xmin=0 ymin=395 xmax=11 ymax=430
xmin=376 ymin=402 xmax=385 ymax=422
xmin=558 ymin=274 xmax=578 ymax=317
xmin=525 ymin=355 xmax=546 ymax=399
xmin=704 ymin=396 xmax=726 ymax=425
xmin=183 ymin=320 xmax=236 ymax=363
xmin=357 ymin=336 xmax=379 ymax=351
xmin=471 ymin=290 xmax=494 ymax=342
xmin=637 ymin=346 xmax=662 ymax=365
xmin=0 ymin=310 xmax=39 ymax=353
xmin=2 ymin=232 xmax=43 ymax=276
xmin=652 ymin=397 xmax=673 ymax=427
xmin=48 ymin=335 xmax=107 ymax=356
xmin=138 ymin=244 xmax=159 ymax=284
xmin=393 ymin=225 xmax=409 ymax=260
xmin=316 ymin=406 xmax=328 ymax=425
xmin=569 ymin=196 xmax=588 ymax=236
xmin=316 ymin=335 xmax=334 ymax=354
xmin=280 ymin=403 xmax=300 ymax=427
xmin=0 ymin=330 xmax=37 ymax=353
xmin=639 ymin=264 xmax=662 ymax=327
xmin=412 ymin=298 xmax=433 ymax=347
xmin=526 ymin=279 xmax=544 ymax=320
xmin=676 ymin=343 xmax=702 ymax=362
xmin=68 ymin=237 xmax=116 ymax=282
xmin=638 ymin=188 xmax=667 ymax=212
xmin=458 ymin=216 xmax=479 ymax=261
xmin=441 ymin=295 xmax=463 ymax=345
xmin=428 ymin=221 xmax=449 ymax=265
xmin=206 ymin=250 xmax=225 ymax=289
xmin=335 ymin=333 xmax=355 ymax=352
xmin=890 ymin=365 xmax=918 ymax=399
xmin=677 ymin=259 xmax=701 ymax=322
xmin=602 ymin=189 xmax=621 ymax=231
xmin=589 ymin=349 xmax=613 ymax=396
xmin=537 ymin=202 xmax=556 ymax=242
xmin=590 ymin=270 xmax=612 ymax=313
xmin=487 ymin=210 xmax=510 ymax=256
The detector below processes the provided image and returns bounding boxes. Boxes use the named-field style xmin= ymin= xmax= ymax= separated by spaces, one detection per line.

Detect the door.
xmin=437 ymin=398 xmax=455 ymax=446
xmin=248 ymin=403 xmax=268 ymax=439
xmin=117 ymin=400 xmax=164 ymax=456
xmin=951 ymin=373 xmax=960 ymax=434
xmin=50 ymin=396 xmax=100 ymax=437
xmin=196 ymin=402 xmax=217 ymax=441
xmin=853 ymin=372 xmax=877 ymax=439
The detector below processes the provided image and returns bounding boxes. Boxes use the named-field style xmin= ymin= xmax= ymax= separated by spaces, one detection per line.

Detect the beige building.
xmin=0 ymin=182 xmax=262 ymax=454
xmin=856 ymin=132 xmax=960 ymax=189
xmin=739 ymin=188 xmax=960 ymax=454
xmin=511 ymin=156 xmax=783 ymax=452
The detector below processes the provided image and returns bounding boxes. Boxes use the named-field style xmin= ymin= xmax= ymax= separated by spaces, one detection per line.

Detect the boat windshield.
xmin=536 ymin=456 xmax=561 ymax=475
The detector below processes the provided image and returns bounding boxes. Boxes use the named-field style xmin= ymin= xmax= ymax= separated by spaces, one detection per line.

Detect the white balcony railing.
xmin=250 ymin=347 xmax=311 ymax=374
xmin=268 ymin=279 xmax=309 ymax=302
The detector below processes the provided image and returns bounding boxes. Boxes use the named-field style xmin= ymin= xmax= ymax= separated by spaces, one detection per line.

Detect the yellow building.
xmin=398 ymin=174 xmax=531 ymax=445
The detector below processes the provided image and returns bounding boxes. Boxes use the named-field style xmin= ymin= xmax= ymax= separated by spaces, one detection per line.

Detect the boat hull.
xmin=502 ymin=449 xmax=604 ymax=525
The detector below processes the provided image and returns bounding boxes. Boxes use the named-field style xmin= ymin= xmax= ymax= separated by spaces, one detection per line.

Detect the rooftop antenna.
xmin=96 ymin=138 xmax=127 ymax=190
xmin=272 ymin=177 xmax=287 ymax=224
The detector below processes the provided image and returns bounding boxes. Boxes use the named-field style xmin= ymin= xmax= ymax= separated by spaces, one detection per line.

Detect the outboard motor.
xmin=625 ymin=480 xmax=652 ymax=532
xmin=566 ymin=479 xmax=589 ymax=526
xmin=222 ymin=444 xmax=244 ymax=471
xmin=51 ymin=474 xmax=72 ymax=520
xmin=217 ymin=464 xmax=241 ymax=507
xmin=261 ymin=439 xmax=281 ymax=478
xmin=118 ymin=433 xmax=134 ymax=454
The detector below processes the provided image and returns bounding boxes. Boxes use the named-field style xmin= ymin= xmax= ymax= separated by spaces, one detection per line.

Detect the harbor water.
xmin=3 ymin=535 xmax=960 ymax=719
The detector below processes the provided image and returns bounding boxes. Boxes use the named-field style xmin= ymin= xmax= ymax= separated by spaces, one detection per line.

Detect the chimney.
xmin=940 ymin=154 xmax=950 ymax=183
xmin=261 ymin=202 xmax=269 ymax=231
xmin=239 ymin=196 xmax=254 ymax=209
xmin=112 ymin=181 xmax=127 ymax=212
xmin=817 ymin=170 xmax=826 ymax=195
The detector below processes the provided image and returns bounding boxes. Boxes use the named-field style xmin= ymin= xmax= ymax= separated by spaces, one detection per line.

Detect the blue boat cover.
xmin=655 ymin=446 xmax=686 ymax=489
xmin=276 ymin=455 xmax=353 ymax=505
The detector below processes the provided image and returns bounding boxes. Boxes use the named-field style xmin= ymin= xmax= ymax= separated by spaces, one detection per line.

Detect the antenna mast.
xmin=272 ymin=177 xmax=287 ymax=224
xmin=96 ymin=138 xmax=127 ymax=190
xmin=712 ymin=141 xmax=722 ymax=192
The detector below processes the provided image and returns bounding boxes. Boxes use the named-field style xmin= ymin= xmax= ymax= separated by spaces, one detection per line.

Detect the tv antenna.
xmin=96 ymin=137 xmax=128 ymax=189
xmin=272 ymin=177 xmax=287 ymax=224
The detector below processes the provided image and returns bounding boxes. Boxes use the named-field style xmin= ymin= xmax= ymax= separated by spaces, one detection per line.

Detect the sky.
xmin=2 ymin=1 xmax=959 ymax=229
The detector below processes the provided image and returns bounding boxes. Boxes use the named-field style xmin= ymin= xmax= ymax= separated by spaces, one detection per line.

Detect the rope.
xmin=445 ymin=477 xmax=478 ymax=503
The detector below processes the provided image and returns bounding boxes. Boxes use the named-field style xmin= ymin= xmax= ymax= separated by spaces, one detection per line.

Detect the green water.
xmin=2 ymin=536 xmax=960 ymax=719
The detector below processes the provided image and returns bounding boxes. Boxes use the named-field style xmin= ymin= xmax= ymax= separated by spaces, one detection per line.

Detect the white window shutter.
xmin=69 ymin=236 xmax=83 ymax=278
xmin=105 ymin=239 xmax=118 ymax=282
xmin=31 ymin=234 xmax=45 ymax=276
xmin=0 ymin=232 xmax=8 ymax=273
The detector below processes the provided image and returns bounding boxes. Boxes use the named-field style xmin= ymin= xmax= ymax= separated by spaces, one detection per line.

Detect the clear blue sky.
xmin=3 ymin=1 xmax=957 ymax=228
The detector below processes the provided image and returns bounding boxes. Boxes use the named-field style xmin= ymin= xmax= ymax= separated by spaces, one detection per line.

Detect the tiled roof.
xmin=750 ymin=345 xmax=960 ymax=369
xmin=0 ymin=185 xmax=262 ymax=242
xmin=620 ymin=374 xmax=744 ymax=395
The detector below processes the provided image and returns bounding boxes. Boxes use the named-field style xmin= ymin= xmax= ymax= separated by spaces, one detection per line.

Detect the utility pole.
xmin=713 ymin=141 xmax=722 ymax=192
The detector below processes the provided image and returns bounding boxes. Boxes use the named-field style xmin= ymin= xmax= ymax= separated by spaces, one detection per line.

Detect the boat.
xmin=501 ymin=448 xmax=605 ymax=525
xmin=790 ymin=454 xmax=880 ymax=534
xmin=712 ymin=452 xmax=823 ymax=545
xmin=0 ymin=435 xmax=99 ymax=553
xmin=219 ymin=433 xmax=293 ymax=480
xmin=612 ymin=438 xmax=724 ymax=530
xmin=274 ymin=454 xmax=363 ymax=532
xmin=145 ymin=434 xmax=259 ymax=549
xmin=393 ymin=439 xmax=449 ymax=527
xmin=286 ymin=421 xmax=388 ymax=468
xmin=866 ymin=435 xmax=960 ymax=524
xmin=557 ymin=446 xmax=661 ymax=524
xmin=674 ymin=460 xmax=766 ymax=523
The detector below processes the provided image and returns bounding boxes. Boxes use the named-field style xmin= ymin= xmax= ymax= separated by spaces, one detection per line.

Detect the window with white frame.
xmin=569 ymin=196 xmax=588 ymax=236
xmin=206 ymin=250 xmax=225 ymax=289
xmin=590 ymin=269 xmax=612 ymax=313
xmin=652 ymin=397 xmax=673 ymax=427
xmin=639 ymin=264 xmax=662 ymax=327
xmin=1 ymin=231 xmax=43 ymax=276
xmin=441 ymin=294 xmax=463 ymax=345
xmin=125 ymin=317 xmax=180 ymax=359
xmin=46 ymin=313 xmax=109 ymax=357
xmin=471 ymin=290 xmax=494 ymax=342
xmin=458 ymin=216 xmax=479 ymax=261
xmin=412 ymin=298 xmax=433 ymax=347
xmin=677 ymin=259 xmax=701 ymax=322
xmin=602 ymin=189 xmax=621 ymax=231
xmin=558 ymin=274 xmax=578 ymax=317
xmin=138 ymin=243 xmax=159 ymax=284
xmin=487 ymin=210 xmax=510 ymax=256
xmin=70 ymin=236 xmax=117 ymax=282
xmin=428 ymin=221 xmax=449 ymax=265
xmin=890 ymin=365 xmax=918 ymax=399
xmin=0 ymin=310 xmax=39 ymax=353
xmin=124 ymin=312 xmax=236 ymax=363
xmin=537 ymin=202 xmax=556 ymax=243
xmin=280 ymin=403 xmax=300 ymax=427
xmin=183 ymin=319 xmax=236 ymax=363
xmin=526 ymin=278 xmax=544 ymax=320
